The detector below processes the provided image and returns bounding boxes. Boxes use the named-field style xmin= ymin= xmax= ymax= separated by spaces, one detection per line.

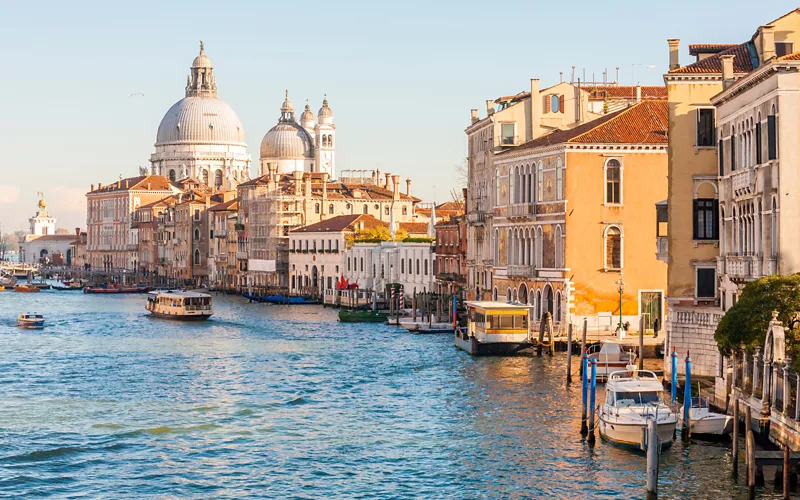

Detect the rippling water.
xmin=0 ymin=291 xmax=767 ymax=498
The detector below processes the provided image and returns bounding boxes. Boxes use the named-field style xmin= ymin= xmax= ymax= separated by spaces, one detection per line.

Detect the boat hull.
xmin=400 ymin=320 xmax=453 ymax=333
xmin=454 ymin=334 xmax=535 ymax=355
xmin=14 ymin=285 xmax=40 ymax=293
xmin=679 ymin=407 xmax=733 ymax=436
xmin=242 ymin=293 xmax=320 ymax=305
xmin=149 ymin=311 xmax=212 ymax=321
xmin=17 ymin=320 xmax=44 ymax=329
xmin=84 ymin=287 xmax=150 ymax=294
xmin=599 ymin=416 xmax=676 ymax=448
xmin=338 ymin=310 xmax=388 ymax=323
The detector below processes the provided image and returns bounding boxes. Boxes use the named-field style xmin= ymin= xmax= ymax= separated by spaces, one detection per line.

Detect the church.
xmin=19 ymin=194 xmax=78 ymax=265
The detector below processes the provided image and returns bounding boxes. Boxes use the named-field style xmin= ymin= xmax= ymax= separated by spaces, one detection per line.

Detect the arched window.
xmin=556 ymin=158 xmax=563 ymax=200
xmin=605 ymin=226 xmax=622 ymax=270
xmin=545 ymin=285 xmax=554 ymax=315
xmin=494 ymin=229 xmax=500 ymax=264
xmin=424 ymin=259 xmax=428 ymax=275
xmin=363 ymin=204 xmax=368 ymax=214
xmin=201 ymin=169 xmax=209 ymax=185
xmin=605 ymin=159 xmax=621 ymax=204
xmin=495 ymin=168 xmax=501 ymax=204
xmin=214 ymin=170 xmax=223 ymax=189
xmin=550 ymin=95 xmax=560 ymax=113
xmin=555 ymin=291 xmax=562 ymax=323
xmin=193 ymin=249 xmax=200 ymax=265
xmin=360 ymin=257 xmax=364 ymax=272
xmin=408 ymin=258 xmax=412 ymax=274
xmin=416 ymin=259 xmax=420 ymax=274
xmin=509 ymin=167 xmax=515 ymax=204
xmin=519 ymin=283 xmax=528 ymax=304
xmin=537 ymin=162 xmax=544 ymax=202
xmin=535 ymin=289 xmax=542 ymax=319
xmin=401 ymin=259 xmax=405 ymax=274
xmin=329 ymin=204 xmax=334 ymax=214
xmin=329 ymin=136 xmax=334 ymax=147
xmin=168 ymin=169 xmax=176 ymax=182
xmin=507 ymin=288 xmax=512 ymax=302
xmin=315 ymin=203 xmax=320 ymax=214
xmin=555 ymin=225 xmax=563 ymax=268
xmin=493 ymin=287 xmax=498 ymax=301
xmin=194 ymin=228 xmax=200 ymax=240
xmin=385 ymin=206 xmax=390 ymax=216
xmin=772 ymin=198 xmax=778 ymax=258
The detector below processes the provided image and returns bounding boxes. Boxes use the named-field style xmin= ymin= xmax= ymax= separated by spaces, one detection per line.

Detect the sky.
xmin=1 ymin=0 xmax=798 ymax=232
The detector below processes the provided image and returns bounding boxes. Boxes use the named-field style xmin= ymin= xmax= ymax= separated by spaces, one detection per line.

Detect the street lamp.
xmin=615 ymin=278 xmax=625 ymax=336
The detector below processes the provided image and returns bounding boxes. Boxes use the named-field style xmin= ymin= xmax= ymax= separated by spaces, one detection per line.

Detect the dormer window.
xmin=501 ymin=124 xmax=515 ymax=145
xmin=776 ymin=41 xmax=794 ymax=58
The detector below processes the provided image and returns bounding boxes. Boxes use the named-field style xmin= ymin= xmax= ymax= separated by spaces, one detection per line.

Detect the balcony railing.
xmin=509 ymin=204 xmax=533 ymax=219
xmin=467 ymin=212 xmax=485 ymax=225
xmin=507 ymin=265 xmax=533 ymax=278
xmin=656 ymin=236 xmax=668 ymax=262
xmin=731 ymin=169 xmax=755 ymax=197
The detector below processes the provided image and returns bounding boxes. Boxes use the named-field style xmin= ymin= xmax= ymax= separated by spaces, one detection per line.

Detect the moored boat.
xmin=455 ymin=301 xmax=534 ymax=355
xmin=14 ymin=284 xmax=40 ymax=293
xmin=338 ymin=309 xmax=389 ymax=323
xmin=84 ymin=285 xmax=151 ymax=294
xmin=242 ymin=292 xmax=320 ymax=305
xmin=679 ymin=396 xmax=733 ymax=436
xmin=587 ymin=341 xmax=637 ymax=381
xmin=598 ymin=370 xmax=678 ymax=449
xmin=399 ymin=318 xmax=453 ymax=333
xmin=17 ymin=313 xmax=45 ymax=328
xmin=146 ymin=290 xmax=213 ymax=320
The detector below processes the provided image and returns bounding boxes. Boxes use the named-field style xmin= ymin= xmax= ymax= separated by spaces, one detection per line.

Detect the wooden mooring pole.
xmin=580 ymin=352 xmax=589 ymax=435
xmin=588 ymin=359 xmax=597 ymax=444
xmin=747 ymin=429 xmax=756 ymax=499
xmin=580 ymin=318 xmax=587 ymax=377
xmin=566 ymin=323 xmax=573 ymax=384
xmin=784 ymin=445 xmax=790 ymax=499
xmin=645 ymin=418 xmax=659 ymax=499
xmin=732 ymin=400 xmax=739 ymax=478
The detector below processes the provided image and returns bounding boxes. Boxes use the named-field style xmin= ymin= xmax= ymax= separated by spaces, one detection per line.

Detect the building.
xmin=586 ymin=85 xmax=667 ymax=114
xmin=149 ymin=43 xmax=252 ymax=189
xmin=86 ymin=175 xmax=179 ymax=272
xmin=662 ymin=9 xmax=800 ymax=376
xmin=70 ymin=229 xmax=88 ymax=269
xmin=208 ymin=197 xmax=239 ymax=291
xmin=343 ymin=241 xmax=436 ymax=295
xmin=465 ymin=79 xmax=602 ymax=302
xmin=288 ymin=214 xmax=386 ymax=295
xmin=19 ymin=195 xmax=79 ymax=265
xmin=135 ymin=195 xmax=178 ymax=280
xmin=435 ymin=215 xmax=467 ymax=294
xmin=260 ymin=92 xmax=336 ymax=177
xmin=491 ymin=100 xmax=668 ymax=331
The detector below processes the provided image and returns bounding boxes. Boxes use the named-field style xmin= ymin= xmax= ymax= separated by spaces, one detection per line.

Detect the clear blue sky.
xmin=1 ymin=0 xmax=797 ymax=232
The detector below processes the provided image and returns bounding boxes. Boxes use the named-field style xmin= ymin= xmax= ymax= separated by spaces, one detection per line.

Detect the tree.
xmin=715 ymin=275 xmax=800 ymax=361
xmin=353 ymin=225 xmax=408 ymax=242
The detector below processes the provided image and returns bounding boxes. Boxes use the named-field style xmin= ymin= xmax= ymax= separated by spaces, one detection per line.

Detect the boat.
xmin=17 ymin=313 xmax=45 ymax=328
xmin=399 ymin=318 xmax=453 ymax=333
xmin=52 ymin=285 xmax=84 ymax=291
xmin=587 ymin=341 xmax=637 ymax=381
xmin=679 ymin=396 xmax=733 ymax=436
xmin=84 ymin=285 xmax=151 ymax=294
xmin=242 ymin=292 xmax=320 ymax=305
xmin=338 ymin=309 xmax=389 ymax=323
xmin=146 ymin=290 xmax=213 ymax=320
xmin=26 ymin=280 xmax=52 ymax=290
xmin=598 ymin=370 xmax=679 ymax=449
xmin=0 ymin=285 xmax=4 ymax=291
xmin=14 ymin=284 xmax=40 ymax=293
xmin=455 ymin=301 xmax=535 ymax=355
xmin=0 ymin=270 xmax=16 ymax=287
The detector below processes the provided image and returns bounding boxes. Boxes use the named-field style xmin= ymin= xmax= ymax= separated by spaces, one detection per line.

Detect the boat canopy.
xmin=606 ymin=370 xmax=663 ymax=393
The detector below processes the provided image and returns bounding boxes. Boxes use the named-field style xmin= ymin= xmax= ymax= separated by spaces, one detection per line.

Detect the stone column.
xmin=762 ymin=351 xmax=772 ymax=415
xmin=752 ymin=347 xmax=761 ymax=399
xmin=732 ymin=351 xmax=738 ymax=389
xmin=783 ymin=358 xmax=792 ymax=416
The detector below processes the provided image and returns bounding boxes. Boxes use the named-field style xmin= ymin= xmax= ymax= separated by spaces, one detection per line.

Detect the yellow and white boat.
xmin=146 ymin=290 xmax=213 ymax=321
xmin=455 ymin=301 xmax=534 ymax=355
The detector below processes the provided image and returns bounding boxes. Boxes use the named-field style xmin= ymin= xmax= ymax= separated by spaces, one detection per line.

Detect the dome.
xmin=156 ymin=96 xmax=246 ymax=146
xmin=318 ymin=97 xmax=333 ymax=119
xmin=38 ymin=198 xmax=46 ymax=209
xmin=260 ymin=122 xmax=314 ymax=159
xmin=192 ymin=53 xmax=212 ymax=68
xmin=300 ymin=103 xmax=315 ymax=123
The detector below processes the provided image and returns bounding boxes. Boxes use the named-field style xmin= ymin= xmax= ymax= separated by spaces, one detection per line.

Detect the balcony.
xmin=437 ymin=273 xmax=464 ymax=283
xmin=215 ymin=229 xmax=228 ymax=238
xmin=498 ymin=135 xmax=520 ymax=147
xmin=507 ymin=265 xmax=533 ymax=278
xmin=215 ymin=255 xmax=228 ymax=263
xmin=724 ymin=255 xmax=751 ymax=278
xmin=656 ymin=236 xmax=668 ymax=262
xmin=234 ymin=223 xmax=245 ymax=231
xmin=467 ymin=212 xmax=485 ymax=226
xmin=731 ymin=169 xmax=754 ymax=198
xmin=236 ymin=251 xmax=248 ymax=260
xmin=509 ymin=204 xmax=533 ymax=219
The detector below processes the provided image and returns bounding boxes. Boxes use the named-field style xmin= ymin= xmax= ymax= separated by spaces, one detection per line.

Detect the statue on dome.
xmin=138 ymin=166 xmax=147 ymax=176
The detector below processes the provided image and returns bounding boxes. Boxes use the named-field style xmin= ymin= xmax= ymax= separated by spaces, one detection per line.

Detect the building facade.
xmin=20 ymin=195 xmax=78 ymax=264
xmin=343 ymin=241 xmax=436 ymax=294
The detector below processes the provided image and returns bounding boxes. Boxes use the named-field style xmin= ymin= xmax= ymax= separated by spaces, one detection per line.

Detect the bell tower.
xmin=315 ymin=95 xmax=336 ymax=178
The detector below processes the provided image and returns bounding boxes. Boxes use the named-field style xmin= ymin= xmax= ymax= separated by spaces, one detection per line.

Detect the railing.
xmin=764 ymin=257 xmax=777 ymax=275
xmin=725 ymin=255 xmax=751 ymax=278
xmin=509 ymin=204 xmax=533 ymax=218
xmin=656 ymin=236 xmax=667 ymax=262
xmin=731 ymin=169 xmax=755 ymax=196
xmin=467 ymin=212 xmax=485 ymax=225
xmin=507 ymin=265 xmax=533 ymax=278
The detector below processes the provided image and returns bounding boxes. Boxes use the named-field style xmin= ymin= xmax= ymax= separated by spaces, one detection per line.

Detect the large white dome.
xmin=260 ymin=122 xmax=313 ymax=159
xmin=156 ymin=96 xmax=246 ymax=146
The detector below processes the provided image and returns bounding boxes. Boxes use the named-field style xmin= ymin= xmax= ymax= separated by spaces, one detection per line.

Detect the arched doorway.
xmin=518 ymin=283 xmax=528 ymax=304
xmin=545 ymin=285 xmax=554 ymax=316
xmin=66 ymin=249 xmax=72 ymax=266
xmin=311 ymin=266 xmax=319 ymax=290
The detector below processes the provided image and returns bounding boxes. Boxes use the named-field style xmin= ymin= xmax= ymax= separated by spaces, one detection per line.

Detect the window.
xmin=756 ymin=114 xmax=762 ymax=164
xmin=360 ymin=258 xmax=364 ymax=272
xmin=718 ymin=139 xmax=725 ymax=176
xmin=696 ymin=267 xmax=716 ymax=299
xmin=315 ymin=203 xmax=320 ymax=214
xmin=424 ymin=259 xmax=428 ymax=275
xmin=536 ymin=162 xmax=543 ymax=202
xmin=730 ymin=135 xmax=736 ymax=171
xmin=363 ymin=204 xmax=368 ymax=214
xmin=549 ymin=95 xmax=562 ymax=113
xmin=416 ymin=259 xmax=420 ymax=274
xmin=168 ymin=169 xmax=176 ymax=182
xmin=509 ymin=169 xmax=515 ymax=203
xmin=776 ymin=41 xmax=794 ymax=57
xmin=605 ymin=226 xmax=621 ymax=270
xmin=495 ymin=168 xmax=501 ymax=203
xmin=605 ymin=159 xmax=621 ymax=204
xmin=772 ymin=198 xmax=778 ymax=258
xmin=693 ymin=199 xmax=718 ymax=240
xmin=402 ymin=206 xmax=408 ymax=216
xmin=501 ymin=124 xmax=515 ymax=145
xmin=329 ymin=204 xmax=334 ymax=214
xmin=696 ymin=108 xmax=715 ymax=147
xmin=767 ymin=111 xmax=777 ymax=161
xmin=385 ymin=206 xmax=389 ymax=215
xmin=194 ymin=209 xmax=200 ymax=221
xmin=401 ymin=259 xmax=405 ymax=273
xmin=194 ymin=229 xmax=200 ymax=240
xmin=193 ymin=249 xmax=200 ymax=266
xmin=556 ymin=161 xmax=563 ymax=200
xmin=214 ymin=170 xmax=223 ymax=189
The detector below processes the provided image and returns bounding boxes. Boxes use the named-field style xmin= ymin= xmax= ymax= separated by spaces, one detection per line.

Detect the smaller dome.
xmin=260 ymin=122 xmax=314 ymax=160
xmin=192 ymin=41 xmax=212 ymax=68
xmin=300 ymin=103 xmax=315 ymax=123
xmin=318 ymin=97 xmax=333 ymax=119
xmin=38 ymin=198 xmax=46 ymax=209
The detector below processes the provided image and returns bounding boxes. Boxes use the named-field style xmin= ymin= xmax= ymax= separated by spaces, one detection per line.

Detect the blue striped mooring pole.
xmin=671 ymin=346 xmax=678 ymax=404
xmin=588 ymin=359 xmax=597 ymax=443
xmin=581 ymin=351 xmax=589 ymax=435
xmin=683 ymin=351 xmax=692 ymax=440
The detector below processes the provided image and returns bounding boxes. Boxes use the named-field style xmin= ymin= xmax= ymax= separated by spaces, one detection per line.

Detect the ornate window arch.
xmin=556 ymin=158 xmax=564 ymax=200
xmin=604 ymin=225 xmax=622 ymax=270
xmin=555 ymin=291 xmax=562 ymax=323
xmin=554 ymin=225 xmax=563 ymax=269
xmin=493 ymin=287 xmax=498 ymax=301
xmin=506 ymin=287 xmax=512 ymax=302
xmin=536 ymin=161 xmax=544 ymax=202
xmin=604 ymin=158 xmax=622 ymax=205
xmin=509 ymin=166 xmax=516 ymax=204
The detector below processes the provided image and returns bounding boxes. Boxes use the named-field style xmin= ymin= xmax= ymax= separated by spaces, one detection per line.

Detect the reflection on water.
xmin=0 ymin=292 xmax=762 ymax=497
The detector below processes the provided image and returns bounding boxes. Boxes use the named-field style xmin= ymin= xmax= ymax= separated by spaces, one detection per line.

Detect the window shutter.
xmin=756 ymin=122 xmax=762 ymax=164
xmin=730 ymin=135 xmax=736 ymax=171
xmin=768 ymin=115 xmax=777 ymax=160
xmin=712 ymin=199 xmax=720 ymax=240
xmin=559 ymin=95 xmax=565 ymax=113
xmin=718 ymin=139 xmax=724 ymax=176
xmin=692 ymin=199 xmax=699 ymax=240
xmin=544 ymin=95 xmax=551 ymax=113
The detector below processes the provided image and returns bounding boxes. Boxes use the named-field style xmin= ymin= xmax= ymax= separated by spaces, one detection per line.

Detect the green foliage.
xmin=715 ymin=274 xmax=800 ymax=357
xmin=402 ymin=237 xmax=434 ymax=243
xmin=354 ymin=225 xmax=408 ymax=242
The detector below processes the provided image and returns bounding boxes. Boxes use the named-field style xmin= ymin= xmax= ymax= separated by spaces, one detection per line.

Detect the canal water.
xmin=0 ymin=292 xmax=773 ymax=498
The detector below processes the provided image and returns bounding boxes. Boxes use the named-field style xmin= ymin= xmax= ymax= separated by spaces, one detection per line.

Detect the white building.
xmin=149 ymin=42 xmax=252 ymax=190
xmin=20 ymin=195 xmax=78 ymax=265
xmin=343 ymin=241 xmax=436 ymax=294
xmin=259 ymin=92 xmax=336 ymax=177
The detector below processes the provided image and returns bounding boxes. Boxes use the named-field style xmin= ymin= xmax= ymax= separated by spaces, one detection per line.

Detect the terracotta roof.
xmin=588 ymin=86 xmax=667 ymax=99
xmin=291 ymin=214 xmax=386 ymax=234
xmin=27 ymin=235 xmax=77 ymax=242
xmin=688 ymin=44 xmax=739 ymax=56
xmin=779 ymin=52 xmax=800 ymax=61
xmin=209 ymin=198 xmax=239 ymax=212
xmin=670 ymin=42 xmax=755 ymax=74
xmin=239 ymin=174 xmax=420 ymax=202
xmin=436 ymin=201 xmax=464 ymax=211
xmin=90 ymin=175 xmax=175 ymax=193
xmin=399 ymin=222 xmax=429 ymax=235
xmin=138 ymin=195 xmax=178 ymax=210
xmin=501 ymin=100 xmax=667 ymax=152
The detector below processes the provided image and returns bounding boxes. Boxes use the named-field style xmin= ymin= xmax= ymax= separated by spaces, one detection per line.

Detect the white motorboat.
xmin=17 ymin=313 xmax=45 ymax=329
xmin=587 ymin=341 xmax=637 ymax=381
xmin=146 ymin=290 xmax=213 ymax=320
xmin=598 ymin=370 xmax=678 ymax=448
xmin=399 ymin=318 xmax=453 ymax=333
xmin=679 ymin=396 xmax=733 ymax=436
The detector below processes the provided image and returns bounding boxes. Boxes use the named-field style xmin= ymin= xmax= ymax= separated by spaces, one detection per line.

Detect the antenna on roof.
xmin=571 ymin=66 xmax=575 ymax=84
xmin=616 ymin=67 xmax=620 ymax=85
xmin=559 ymin=71 xmax=563 ymax=83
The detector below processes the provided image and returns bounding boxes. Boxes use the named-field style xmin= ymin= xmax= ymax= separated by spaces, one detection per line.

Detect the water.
xmin=0 ymin=291 xmax=767 ymax=498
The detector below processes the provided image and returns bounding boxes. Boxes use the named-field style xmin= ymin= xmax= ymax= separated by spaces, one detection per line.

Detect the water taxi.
xmin=14 ymin=284 xmax=40 ymax=293
xmin=146 ymin=290 xmax=213 ymax=320
xmin=17 ymin=313 xmax=45 ymax=329
xmin=598 ymin=370 xmax=678 ymax=448
xmin=587 ymin=341 xmax=637 ymax=381
xmin=679 ymin=396 xmax=733 ymax=437
xmin=455 ymin=301 xmax=534 ymax=355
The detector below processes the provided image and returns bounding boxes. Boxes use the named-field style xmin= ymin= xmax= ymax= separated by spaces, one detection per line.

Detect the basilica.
xmin=148 ymin=43 xmax=336 ymax=187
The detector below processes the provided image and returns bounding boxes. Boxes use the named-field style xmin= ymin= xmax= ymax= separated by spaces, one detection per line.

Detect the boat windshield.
xmin=615 ymin=391 xmax=661 ymax=406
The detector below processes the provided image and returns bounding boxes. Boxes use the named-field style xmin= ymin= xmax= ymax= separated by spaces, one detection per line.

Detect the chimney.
xmin=721 ymin=54 xmax=735 ymax=89
xmin=470 ymin=109 xmax=479 ymax=124
xmin=376 ymin=168 xmax=382 ymax=186
xmin=405 ymin=178 xmax=412 ymax=197
xmin=485 ymin=99 xmax=495 ymax=116
xmin=668 ymin=39 xmax=680 ymax=70
xmin=304 ymin=173 xmax=312 ymax=198
xmin=147 ymin=182 xmax=151 ymax=190
xmin=91 ymin=184 xmax=95 ymax=191
xmin=636 ymin=85 xmax=642 ymax=103
xmin=530 ymin=78 xmax=541 ymax=140
xmin=371 ymin=170 xmax=377 ymax=185
xmin=384 ymin=172 xmax=391 ymax=189
xmin=761 ymin=25 xmax=776 ymax=61
xmin=75 ymin=227 xmax=80 ymax=236
xmin=391 ymin=175 xmax=400 ymax=201
xmin=293 ymin=170 xmax=303 ymax=196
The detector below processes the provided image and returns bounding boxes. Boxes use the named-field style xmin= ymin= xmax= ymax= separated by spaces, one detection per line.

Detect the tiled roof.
xmin=209 ymin=198 xmax=239 ymax=212
xmin=688 ymin=44 xmax=739 ymax=56
xmin=399 ymin=222 xmax=430 ymax=235
xmin=28 ymin=234 xmax=78 ymax=242
xmin=291 ymin=214 xmax=386 ymax=234
xmin=240 ymin=174 xmax=420 ymax=202
xmin=502 ymin=100 xmax=667 ymax=152
xmin=670 ymin=42 xmax=755 ymax=74
xmin=779 ymin=52 xmax=800 ymax=61
xmin=588 ymin=86 xmax=667 ymax=99
xmin=138 ymin=195 xmax=178 ymax=210
xmin=90 ymin=175 xmax=175 ymax=193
